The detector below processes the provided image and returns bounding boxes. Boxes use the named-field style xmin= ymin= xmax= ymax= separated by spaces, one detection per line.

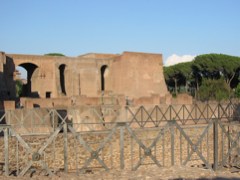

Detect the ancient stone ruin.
xmin=0 ymin=51 xmax=240 ymax=178
xmin=0 ymin=51 xmax=191 ymax=109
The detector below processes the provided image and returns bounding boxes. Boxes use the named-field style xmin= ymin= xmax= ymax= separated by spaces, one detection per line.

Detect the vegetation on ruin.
xmin=15 ymin=79 xmax=23 ymax=97
xmin=164 ymin=53 xmax=240 ymax=101
xmin=44 ymin=53 xmax=65 ymax=56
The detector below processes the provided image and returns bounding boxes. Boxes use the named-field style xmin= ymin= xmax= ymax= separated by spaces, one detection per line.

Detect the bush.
xmin=44 ymin=53 xmax=65 ymax=56
xmin=198 ymin=78 xmax=231 ymax=101
xmin=235 ymin=83 xmax=240 ymax=98
xmin=16 ymin=80 xmax=23 ymax=97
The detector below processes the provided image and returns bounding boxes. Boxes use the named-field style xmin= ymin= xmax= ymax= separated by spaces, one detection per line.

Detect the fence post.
xmin=4 ymin=127 xmax=9 ymax=176
xmin=170 ymin=120 xmax=175 ymax=166
xmin=64 ymin=122 xmax=68 ymax=173
xmin=170 ymin=105 xmax=172 ymax=121
xmin=125 ymin=105 xmax=128 ymax=122
xmin=213 ymin=119 xmax=218 ymax=171
xmin=51 ymin=110 xmax=55 ymax=131
xmin=118 ymin=122 xmax=126 ymax=169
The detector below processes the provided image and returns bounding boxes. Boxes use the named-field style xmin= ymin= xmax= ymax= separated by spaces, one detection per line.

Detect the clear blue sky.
xmin=1 ymin=0 xmax=240 ymax=64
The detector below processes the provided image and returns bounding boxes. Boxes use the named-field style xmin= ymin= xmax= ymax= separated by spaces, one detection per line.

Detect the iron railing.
xmin=0 ymin=102 xmax=240 ymax=176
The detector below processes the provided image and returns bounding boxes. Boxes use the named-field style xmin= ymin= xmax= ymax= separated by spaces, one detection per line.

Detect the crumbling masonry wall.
xmin=0 ymin=51 xmax=171 ymax=107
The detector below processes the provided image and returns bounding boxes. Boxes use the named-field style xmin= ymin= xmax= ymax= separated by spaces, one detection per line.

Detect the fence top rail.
xmin=1 ymin=102 xmax=240 ymax=133
xmin=0 ymin=100 xmax=239 ymax=110
xmin=0 ymin=124 xmax=11 ymax=128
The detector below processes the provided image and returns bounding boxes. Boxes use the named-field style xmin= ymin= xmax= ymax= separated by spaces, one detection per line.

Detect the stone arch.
xmin=100 ymin=65 xmax=109 ymax=91
xmin=17 ymin=63 xmax=39 ymax=97
xmin=59 ymin=64 xmax=67 ymax=95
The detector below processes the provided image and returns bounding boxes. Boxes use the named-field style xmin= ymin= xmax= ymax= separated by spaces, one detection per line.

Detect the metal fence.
xmin=0 ymin=102 xmax=240 ymax=177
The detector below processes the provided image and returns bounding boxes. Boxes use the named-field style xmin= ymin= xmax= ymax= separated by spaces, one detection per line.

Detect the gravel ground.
xmin=1 ymin=166 xmax=240 ymax=180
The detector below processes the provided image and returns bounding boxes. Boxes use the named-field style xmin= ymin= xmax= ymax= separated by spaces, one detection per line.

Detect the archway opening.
xmin=15 ymin=66 xmax=27 ymax=97
xmin=59 ymin=64 xmax=66 ymax=95
xmin=17 ymin=63 xmax=38 ymax=97
xmin=100 ymin=65 xmax=109 ymax=91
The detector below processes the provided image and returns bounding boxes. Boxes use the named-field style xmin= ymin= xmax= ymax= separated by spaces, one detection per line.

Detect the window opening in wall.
xmin=59 ymin=64 xmax=66 ymax=95
xmin=100 ymin=65 xmax=109 ymax=91
xmin=46 ymin=92 xmax=51 ymax=98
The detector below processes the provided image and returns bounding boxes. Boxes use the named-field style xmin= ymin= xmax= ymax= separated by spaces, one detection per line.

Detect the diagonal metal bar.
xmin=185 ymin=105 xmax=196 ymax=122
xmin=40 ymin=160 xmax=54 ymax=176
xmin=126 ymin=122 xmax=170 ymax=170
xmin=149 ymin=153 xmax=162 ymax=167
xmin=132 ymin=154 xmax=146 ymax=170
xmin=218 ymin=121 xmax=240 ymax=165
xmin=11 ymin=128 xmax=34 ymax=176
xmin=11 ymin=122 xmax=63 ymax=176
xmin=142 ymin=106 xmax=155 ymax=127
xmin=9 ymin=110 xmax=21 ymax=123
xmin=95 ymin=125 xmax=117 ymax=154
xmin=126 ymin=125 xmax=148 ymax=151
xmin=174 ymin=121 xmax=213 ymax=169
xmin=68 ymin=124 xmax=117 ymax=170
xmin=33 ymin=109 xmax=53 ymax=126
xmin=181 ymin=105 xmax=187 ymax=125
xmin=158 ymin=106 xmax=169 ymax=121
xmin=10 ymin=111 xmax=30 ymax=133
xmin=140 ymin=106 xmax=144 ymax=127
xmin=148 ymin=106 xmax=159 ymax=126
xmin=126 ymin=107 xmax=142 ymax=127
xmin=79 ymin=157 xmax=93 ymax=173
xmin=155 ymin=106 xmax=169 ymax=126
xmin=91 ymin=108 xmax=105 ymax=124
xmin=10 ymin=128 xmax=32 ymax=153
xmin=149 ymin=124 xmax=170 ymax=150
xmin=170 ymin=106 xmax=183 ymax=121
xmin=176 ymin=105 xmax=186 ymax=124
xmin=163 ymin=106 xmax=172 ymax=121
xmin=82 ymin=125 xmax=117 ymax=170
xmin=195 ymin=104 xmax=209 ymax=124
xmin=38 ymin=123 xmax=63 ymax=155
xmin=95 ymin=156 xmax=110 ymax=170
xmin=54 ymin=110 xmax=68 ymax=124
xmin=19 ymin=160 xmax=33 ymax=176
xmin=27 ymin=124 xmax=64 ymax=176
xmin=0 ymin=112 xmax=6 ymax=123
xmin=21 ymin=110 xmax=33 ymax=124
xmin=223 ymin=133 xmax=240 ymax=166
xmin=68 ymin=125 xmax=94 ymax=153
xmin=224 ymin=102 xmax=234 ymax=118
xmin=218 ymin=104 xmax=229 ymax=119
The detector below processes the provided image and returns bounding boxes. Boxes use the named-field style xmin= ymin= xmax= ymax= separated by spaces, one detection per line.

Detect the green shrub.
xmin=235 ymin=83 xmax=240 ymax=98
xmin=198 ymin=78 xmax=230 ymax=101
xmin=16 ymin=80 xmax=23 ymax=97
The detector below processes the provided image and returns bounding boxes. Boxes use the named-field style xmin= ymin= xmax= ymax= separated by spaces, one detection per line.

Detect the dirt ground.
xmin=1 ymin=166 xmax=240 ymax=180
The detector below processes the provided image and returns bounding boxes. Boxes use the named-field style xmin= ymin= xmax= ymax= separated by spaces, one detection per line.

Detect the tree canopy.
xmin=44 ymin=53 xmax=65 ymax=56
xmin=164 ymin=53 xmax=240 ymax=101
xmin=164 ymin=62 xmax=192 ymax=95
xmin=192 ymin=54 xmax=240 ymax=87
